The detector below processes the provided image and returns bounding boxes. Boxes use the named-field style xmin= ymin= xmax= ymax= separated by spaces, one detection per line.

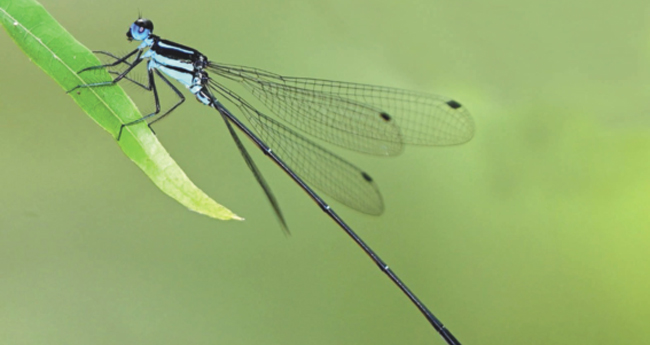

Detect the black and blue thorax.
xmin=140 ymin=35 xmax=212 ymax=104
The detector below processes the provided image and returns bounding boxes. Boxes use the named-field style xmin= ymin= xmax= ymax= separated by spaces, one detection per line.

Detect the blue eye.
xmin=127 ymin=21 xmax=152 ymax=41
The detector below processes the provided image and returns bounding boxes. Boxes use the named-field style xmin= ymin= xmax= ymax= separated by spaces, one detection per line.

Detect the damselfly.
xmin=69 ymin=18 xmax=474 ymax=345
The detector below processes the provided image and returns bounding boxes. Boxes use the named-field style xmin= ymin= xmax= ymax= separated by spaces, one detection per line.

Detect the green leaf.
xmin=0 ymin=0 xmax=242 ymax=221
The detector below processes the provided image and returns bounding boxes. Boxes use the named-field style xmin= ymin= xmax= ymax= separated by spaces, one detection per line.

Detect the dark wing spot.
xmin=379 ymin=112 xmax=392 ymax=122
xmin=361 ymin=172 xmax=373 ymax=182
xmin=446 ymin=100 xmax=462 ymax=109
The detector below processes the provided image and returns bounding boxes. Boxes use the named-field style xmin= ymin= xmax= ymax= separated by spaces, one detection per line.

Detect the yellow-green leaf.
xmin=0 ymin=0 xmax=242 ymax=221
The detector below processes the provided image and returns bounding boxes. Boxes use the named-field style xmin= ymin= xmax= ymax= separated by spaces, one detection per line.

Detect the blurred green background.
xmin=2 ymin=0 xmax=650 ymax=344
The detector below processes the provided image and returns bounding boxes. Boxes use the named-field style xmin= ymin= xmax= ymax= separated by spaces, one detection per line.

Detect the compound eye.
xmin=135 ymin=18 xmax=154 ymax=32
xmin=128 ymin=19 xmax=154 ymax=41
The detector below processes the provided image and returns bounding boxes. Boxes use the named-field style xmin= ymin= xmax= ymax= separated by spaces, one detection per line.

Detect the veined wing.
xmin=209 ymin=79 xmax=384 ymax=215
xmin=208 ymin=63 xmax=474 ymax=156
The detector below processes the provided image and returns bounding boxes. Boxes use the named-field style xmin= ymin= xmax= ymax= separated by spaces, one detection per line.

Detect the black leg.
xmin=71 ymin=50 xmax=186 ymax=140
xmin=93 ymin=51 xmax=151 ymax=90
xmin=117 ymin=67 xmax=160 ymax=140
xmin=106 ymin=70 xmax=150 ymax=90
xmin=77 ymin=48 xmax=140 ymax=74
xmin=117 ymin=69 xmax=186 ymax=140
xmin=146 ymin=70 xmax=186 ymax=127
xmin=93 ymin=51 xmax=133 ymax=64
xmin=67 ymin=50 xmax=144 ymax=94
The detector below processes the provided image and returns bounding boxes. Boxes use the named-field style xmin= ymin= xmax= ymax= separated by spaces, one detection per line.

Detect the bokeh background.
xmin=2 ymin=0 xmax=650 ymax=344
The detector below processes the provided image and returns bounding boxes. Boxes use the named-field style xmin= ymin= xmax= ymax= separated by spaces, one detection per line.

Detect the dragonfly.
xmin=69 ymin=17 xmax=474 ymax=345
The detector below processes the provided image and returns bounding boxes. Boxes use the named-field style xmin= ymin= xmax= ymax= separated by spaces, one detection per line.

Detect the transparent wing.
xmin=208 ymin=63 xmax=474 ymax=156
xmin=209 ymin=80 xmax=384 ymax=215
xmin=220 ymin=110 xmax=289 ymax=233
